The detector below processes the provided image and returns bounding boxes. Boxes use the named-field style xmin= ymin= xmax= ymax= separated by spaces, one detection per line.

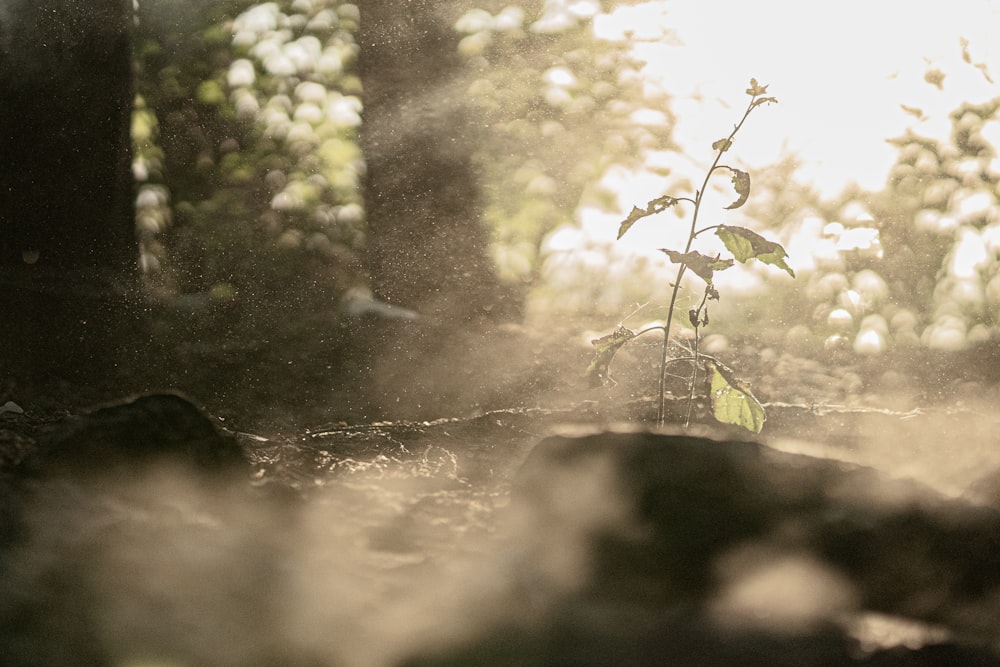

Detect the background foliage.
xmin=132 ymin=0 xmax=1000 ymax=377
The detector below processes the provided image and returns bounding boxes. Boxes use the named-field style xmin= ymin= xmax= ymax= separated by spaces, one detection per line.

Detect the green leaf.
xmin=617 ymin=195 xmax=679 ymax=239
xmin=724 ymin=169 xmax=751 ymax=209
xmin=705 ymin=359 xmax=765 ymax=433
xmin=660 ymin=249 xmax=733 ymax=283
xmin=715 ymin=225 xmax=795 ymax=278
xmin=585 ymin=325 xmax=636 ymax=388
xmin=712 ymin=138 xmax=733 ymax=152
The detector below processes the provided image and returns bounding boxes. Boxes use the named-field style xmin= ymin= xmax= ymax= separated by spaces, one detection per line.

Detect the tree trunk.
xmin=358 ymin=2 xmax=520 ymax=322
xmin=0 ymin=0 xmax=139 ymax=390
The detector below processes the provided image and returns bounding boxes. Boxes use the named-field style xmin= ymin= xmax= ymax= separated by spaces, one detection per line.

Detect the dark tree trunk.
xmin=358 ymin=2 xmax=520 ymax=322
xmin=0 ymin=0 xmax=140 ymax=389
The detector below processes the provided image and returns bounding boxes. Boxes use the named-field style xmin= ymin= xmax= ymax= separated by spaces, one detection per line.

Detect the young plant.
xmin=586 ymin=79 xmax=792 ymax=433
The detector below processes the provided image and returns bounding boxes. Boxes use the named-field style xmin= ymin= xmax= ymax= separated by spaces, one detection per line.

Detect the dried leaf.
xmin=617 ymin=195 xmax=679 ymax=239
xmin=660 ymin=249 xmax=733 ymax=283
xmin=724 ymin=169 xmax=751 ymax=209
xmin=585 ymin=325 xmax=636 ymax=387
xmin=712 ymin=138 xmax=733 ymax=152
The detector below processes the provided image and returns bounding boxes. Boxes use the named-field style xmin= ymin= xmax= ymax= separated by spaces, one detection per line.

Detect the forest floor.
xmin=3 ymin=319 xmax=1000 ymax=665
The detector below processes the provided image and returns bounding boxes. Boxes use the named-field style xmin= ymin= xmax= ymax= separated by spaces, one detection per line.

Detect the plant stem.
xmin=685 ymin=326 xmax=700 ymax=426
xmin=655 ymin=96 xmax=760 ymax=427
xmin=657 ymin=268 xmax=685 ymax=426
xmin=684 ymin=288 xmax=712 ymax=426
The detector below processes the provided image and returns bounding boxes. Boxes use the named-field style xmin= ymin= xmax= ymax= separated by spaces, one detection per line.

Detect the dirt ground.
xmin=3 ymin=320 xmax=1000 ymax=666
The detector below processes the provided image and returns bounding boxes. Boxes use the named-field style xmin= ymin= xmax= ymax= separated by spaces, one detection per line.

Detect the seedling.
xmin=586 ymin=79 xmax=792 ymax=433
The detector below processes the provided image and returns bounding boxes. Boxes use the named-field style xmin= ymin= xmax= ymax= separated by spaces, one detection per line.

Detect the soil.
xmin=3 ymin=319 xmax=1000 ymax=666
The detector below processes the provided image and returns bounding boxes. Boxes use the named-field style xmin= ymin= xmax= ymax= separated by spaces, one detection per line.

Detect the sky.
xmin=595 ymin=0 xmax=1000 ymax=198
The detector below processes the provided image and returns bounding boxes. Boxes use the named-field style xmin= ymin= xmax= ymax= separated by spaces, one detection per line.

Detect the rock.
xmin=0 ymin=394 xmax=292 ymax=667
xmin=25 ymin=392 xmax=248 ymax=478
xmin=484 ymin=429 xmax=1000 ymax=664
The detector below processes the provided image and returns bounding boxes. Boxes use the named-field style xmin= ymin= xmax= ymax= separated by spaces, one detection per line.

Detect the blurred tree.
xmin=358 ymin=0 xmax=519 ymax=321
xmin=871 ymin=96 xmax=1000 ymax=351
xmin=0 ymin=0 xmax=679 ymax=415
xmin=131 ymin=0 xmax=670 ymax=329
xmin=0 ymin=0 xmax=140 ymax=390
xmin=130 ymin=1 xmax=375 ymax=416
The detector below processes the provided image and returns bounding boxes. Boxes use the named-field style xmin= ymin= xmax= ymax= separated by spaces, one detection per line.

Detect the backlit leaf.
xmin=660 ymin=249 xmax=733 ymax=283
xmin=585 ymin=325 xmax=636 ymax=388
xmin=705 ymin=359 xmax=765 ymax=433
xmin=724 ymin=169 xmax=751 ymax=209
xmin=715 ymin=225 xmax=795 ymax=278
